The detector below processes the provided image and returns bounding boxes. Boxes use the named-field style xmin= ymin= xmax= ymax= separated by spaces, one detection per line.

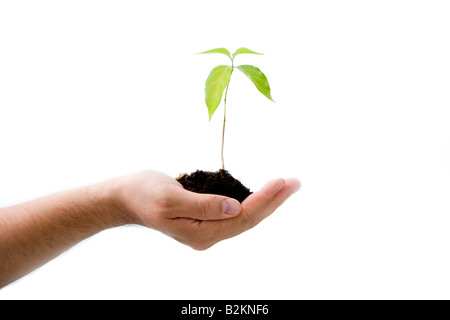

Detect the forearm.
xmin=0 ymin=179 xmax=127 ymax=288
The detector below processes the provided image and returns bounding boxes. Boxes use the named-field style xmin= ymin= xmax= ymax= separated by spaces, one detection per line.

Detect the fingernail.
xmin=222 ymin=198 xmax=240 ymax=215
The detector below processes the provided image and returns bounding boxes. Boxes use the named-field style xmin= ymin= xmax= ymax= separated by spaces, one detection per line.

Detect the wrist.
xmin=88 ymin=178 xmax=134 ymax=228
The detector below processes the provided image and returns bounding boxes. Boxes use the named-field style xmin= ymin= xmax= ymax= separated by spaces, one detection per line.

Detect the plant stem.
xmin=221 ymin=65 xmax=234 ymax=171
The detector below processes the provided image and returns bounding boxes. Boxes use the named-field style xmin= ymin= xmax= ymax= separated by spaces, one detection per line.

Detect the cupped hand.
xmin=116 ymin=170 xmax=301 ymax=250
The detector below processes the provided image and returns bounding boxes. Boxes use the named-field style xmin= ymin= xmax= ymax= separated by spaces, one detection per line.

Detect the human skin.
xmin=0 ymin=170 xmax=300 ymax=288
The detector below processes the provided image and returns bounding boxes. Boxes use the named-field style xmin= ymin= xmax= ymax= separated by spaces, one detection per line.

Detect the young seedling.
xmin=199 ymin=47 xmax=274 ymax=170
xmin=176 ymin=48 xmax=273 ymax=203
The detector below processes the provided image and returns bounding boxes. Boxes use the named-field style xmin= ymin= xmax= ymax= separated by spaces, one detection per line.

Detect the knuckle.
xmin=190 ymin=240 xmax=214 ymax=251
xmin=241 ymin=214 xmax=260 ymax=229
xmin=182 ymin=222 xmax=216 ymax=251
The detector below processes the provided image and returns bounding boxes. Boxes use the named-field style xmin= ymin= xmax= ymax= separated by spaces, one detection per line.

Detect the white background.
xmin=0 ymin=0 xmax=449 ymax=299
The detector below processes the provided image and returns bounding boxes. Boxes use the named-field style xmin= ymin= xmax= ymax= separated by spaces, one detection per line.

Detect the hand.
xmin=116 ymin=170 xmax=301 ymax=250
xmin=0 ymin=169 xmax=299 ymax=287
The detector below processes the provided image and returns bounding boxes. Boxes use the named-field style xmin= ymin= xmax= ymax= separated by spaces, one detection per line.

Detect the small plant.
xmin=176 ymin=47 xmax=274 ymax=202
xmin=199 ymin=47 xmax=274 ymax=170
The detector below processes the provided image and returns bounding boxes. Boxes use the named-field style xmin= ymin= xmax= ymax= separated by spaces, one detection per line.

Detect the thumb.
xmin=174 ymin=190 xmax=242 ymax=221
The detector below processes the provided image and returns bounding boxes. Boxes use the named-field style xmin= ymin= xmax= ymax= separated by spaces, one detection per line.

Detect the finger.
xmin=166 ymin=187 xmax=242 ymax=221
xmin=240 ymin=178 xmax=287 ymax=216
xmin=267 ymin=178 xmax=301 ymax=210
xmin=202 ymin=177 xmax=301 ymax=243
xmin=200 ymin=178 xmax=287 ymax=240
xmin=242 ymin=178 xmax=301 ymax=227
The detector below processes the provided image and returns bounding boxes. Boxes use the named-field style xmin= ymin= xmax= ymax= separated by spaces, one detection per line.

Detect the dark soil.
xmin=176 ymin=169 xmax=252 ymax=203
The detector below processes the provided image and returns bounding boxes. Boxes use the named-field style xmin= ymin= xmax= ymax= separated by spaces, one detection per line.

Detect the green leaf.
xmin=232 ymin=47 xmax=263 ymax=60
xmin=198 ymin=48 xmax=232 ymax=61
xmin=205 ymin=65 xmax=232 ymax=120
xmin=236 ymin=65 xmax=274 ymax=102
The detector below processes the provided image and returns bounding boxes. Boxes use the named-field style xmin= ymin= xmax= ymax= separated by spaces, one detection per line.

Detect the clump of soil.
xmin=176 ymin=169 xmax=252 ymax=203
